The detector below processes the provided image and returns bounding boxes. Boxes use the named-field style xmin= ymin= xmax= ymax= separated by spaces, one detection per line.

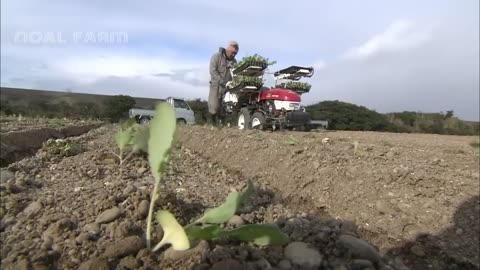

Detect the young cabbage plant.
xmin=182 ymin=179 xmax=288 ymax=246
xmin=113 ymin=122 xmax=150 ymax=165
xmin=144 ymin=102 xmax=188 ymax=250
xmin=138 ymin=103 xmax=289 ymax=252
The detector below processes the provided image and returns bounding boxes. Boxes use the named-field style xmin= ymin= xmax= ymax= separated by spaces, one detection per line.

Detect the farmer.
xmin=208 ymin=40 xmax=239 ymax=126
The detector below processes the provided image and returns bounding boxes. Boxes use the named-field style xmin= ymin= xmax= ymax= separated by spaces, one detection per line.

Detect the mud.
xmin=0 ymin=124 xmax=478 ymax=270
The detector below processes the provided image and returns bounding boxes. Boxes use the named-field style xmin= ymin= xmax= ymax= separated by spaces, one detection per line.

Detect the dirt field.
xmin=0 ymin=124 xmax=479 ymax=270
xmin=0 ymin=117 xmax=103 ymax=166
xmin=0 ymin=116 xmax=102 ymax=133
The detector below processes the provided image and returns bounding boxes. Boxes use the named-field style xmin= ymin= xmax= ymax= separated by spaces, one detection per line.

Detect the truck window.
xmin=174 ymin=100 xmax=190 ymax=110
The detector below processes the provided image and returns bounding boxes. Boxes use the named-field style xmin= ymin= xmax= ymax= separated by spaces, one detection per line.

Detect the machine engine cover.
xmin=259 ymin=88 xmax=301 ymax=102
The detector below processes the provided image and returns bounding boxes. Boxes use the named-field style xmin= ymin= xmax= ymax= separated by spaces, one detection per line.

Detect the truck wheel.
xmin=237 ymin=108 xmax=250 ymax=130
xmin=177 ymin=119 xmax=187 ymax=126
xmin=139 ymin=117 xmax=151 ymax=125
xmin=251 ymin=112 xmax=266 ymax=130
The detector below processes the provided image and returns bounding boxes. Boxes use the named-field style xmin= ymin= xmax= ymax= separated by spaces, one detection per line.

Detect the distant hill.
xmin=0 ymin=87 xmax=163 ymax=110
xmin=0 ymin=86 xmax=211 ymax=123
xmin=306 ymin=100 xmax=397 ymax=131
xmin=1 ymin=87 xmax=478 ymax=135
xmin=307 ymin=100 xmax=479 ymax=136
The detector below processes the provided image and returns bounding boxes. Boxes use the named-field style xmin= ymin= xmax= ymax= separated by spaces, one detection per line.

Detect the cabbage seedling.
xmin=145 ymin=102 xmax=183 ymax=250
xmin=113 ymin=123 xmax=150 ymax=165
xmin=124 ymin=103 xmax=288 ymax=252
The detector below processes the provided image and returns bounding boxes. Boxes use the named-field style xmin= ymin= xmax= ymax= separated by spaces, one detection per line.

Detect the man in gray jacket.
xmin=208 ymin=41 xmax=238 ymax=126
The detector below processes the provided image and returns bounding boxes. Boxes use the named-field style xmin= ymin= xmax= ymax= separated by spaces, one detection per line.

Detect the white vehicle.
xmin=129 ymin=97 xmax=195 ymax=125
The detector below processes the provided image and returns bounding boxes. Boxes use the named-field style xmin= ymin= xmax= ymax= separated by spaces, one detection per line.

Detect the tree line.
xmin=0 ymin=94 xmax=212 ymax=124
xmin=306 ymin=100 xmax=479 ymax=136
xmin=1 ymin=95 xmax=477 ymax=136
xmin=1 ymin=95 xmax=137 ymax=122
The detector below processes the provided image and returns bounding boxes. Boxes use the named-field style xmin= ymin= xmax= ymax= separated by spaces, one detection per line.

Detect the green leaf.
xmin=184 ymin=224 xmax=225 ymax=241
xmin=197 ymin=192 xmax=241 ymax=224
xmin=194 ymin=179 xmax=255 ymax=225
xmin=147 ymin=103 xmax=177 ymax=179
xmin=153 ymin=210 xmax=190 ymax=251
xmin=132 ymin=124 xmax=150 ymax=153
xmin=121 ymin=118 xmax=137 ymax=130
xmin=114 ymin=127 xmax=134 ymax=151
xmin=239 ymin=179 xmax=255 ymax=205
xmin=226 ymin=224 xmax=289 ymax=246
xmin=287 ymin=136 xmax=299 ymax=145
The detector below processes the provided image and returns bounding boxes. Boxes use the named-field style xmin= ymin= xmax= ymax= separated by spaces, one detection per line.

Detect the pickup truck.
xmin=129 ymin=97 xmax=195 ymax=125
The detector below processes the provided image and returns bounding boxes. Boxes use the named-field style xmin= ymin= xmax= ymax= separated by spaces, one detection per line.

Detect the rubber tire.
xmin=251 ymin=112 xmax=267 ymax=130
xmin=139 ymin=117 xmax=151 ymax=125
xmin=177 ymin=119 xmax=187 ymax=126
xmin=237 ymin=108 xmax=251 ymax=130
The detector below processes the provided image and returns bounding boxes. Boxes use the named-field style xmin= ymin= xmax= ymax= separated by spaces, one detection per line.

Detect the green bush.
xmin=307 ymin=100 xmax=397 ymax=132
xmin=103 ymin=95 xmax=136 ymax=122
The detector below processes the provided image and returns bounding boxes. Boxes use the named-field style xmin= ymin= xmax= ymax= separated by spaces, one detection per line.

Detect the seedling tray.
xmin=227 ymin=82 xmax=262 ymax=94
xmin=233 ymin=61 xmax=268 ymax=76
xmin=274 ymin=66 xmax=314 ymax=80
xmin=275 ymin=82 xmax=311 ymax=93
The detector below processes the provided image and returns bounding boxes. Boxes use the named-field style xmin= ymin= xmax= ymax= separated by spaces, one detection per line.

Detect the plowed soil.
xmin=1 ymin=124 xmax=479 ymax=270
xmin=0 ymin=117 xmax=103 ymax=166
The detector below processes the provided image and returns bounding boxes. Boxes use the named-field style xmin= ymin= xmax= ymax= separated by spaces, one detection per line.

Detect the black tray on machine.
xmin=232 ymin=61 xmax=268 ymax=76
xmin=227 ymin=82 xmax=263 ymax=94
xmin=273 ymin=66 xmax=314 ymax=79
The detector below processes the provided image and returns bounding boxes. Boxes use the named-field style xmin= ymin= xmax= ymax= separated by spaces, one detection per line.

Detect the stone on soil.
xmin=83 ymin=223 xmax=101 ymax=235
xmin=104 ymin=235 xmax=144 ymax=258
xmin=210 ymin=259 xmax=243 ymax=270
xmin=23 ymin=201 xmax=43 ymax=217
xmin=351 ymin=259 xmax=375 ymax=270
xmin=43 ymin=218 xmax=74 ymax=240
xmin=75 ymin=233 xmax=92 ymax=244
xmin=337 ymin=235 xmax=381 ymax=263
xmin=375 ymin=200 xmax=390 ymax=214
xmin=227 ymin=215 xmax=245 ymax=227
xmin=410 ymin=244 xmax=426 ymax=257
xmin=277 ymin=259 xmax=292 ymax=270
xmin=137 ymin=167 xmax=148 ymax=174
xmin=284 ymin=241 xmax=323 ymax=269
xmin=0 ymin=169 xmax=14 ymax=184
xmin=163 ymin=240 xmax=209 ymax=261
xmin=95 ymin=207 xmax=121 ymax=223
xmin=118 ymin=255 xmax=139 ymax=269
xmin=78 ymin=257 xmax=109 ymax=270
xmin=137 ymin=200 xmax=149 ymax=219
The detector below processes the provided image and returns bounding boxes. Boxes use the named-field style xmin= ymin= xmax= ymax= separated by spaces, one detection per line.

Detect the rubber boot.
xmin=208 ymin=114 xmax=217 ymax=127
xmin=217 ymin=114 xmax=225 ymax=128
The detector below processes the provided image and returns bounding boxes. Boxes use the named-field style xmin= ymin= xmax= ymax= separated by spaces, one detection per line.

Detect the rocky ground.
xmin=0 ymin=116 xmax=101 ymax=133
xmin=0 ymin=117 xmax=103 ymax=166
xmin=0 ymin=124 xmax=479 ymax=270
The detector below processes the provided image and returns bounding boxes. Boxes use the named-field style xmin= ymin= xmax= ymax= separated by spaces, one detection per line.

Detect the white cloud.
xmin=304 ymin=18 xmax=479 ymax=121
xmin=342 ymin=20 xmax=433 ymax=60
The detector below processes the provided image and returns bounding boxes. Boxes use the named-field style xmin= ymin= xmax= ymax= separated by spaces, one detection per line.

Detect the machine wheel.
xmin=237 ymin=108 xmax=251 ymax=130
xmin=251 ymin=112 xmax=266 ymax=130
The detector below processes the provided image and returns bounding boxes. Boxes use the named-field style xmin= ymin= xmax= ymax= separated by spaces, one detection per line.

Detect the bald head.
xmin=225 ymin=40 xmax=239 ymax=59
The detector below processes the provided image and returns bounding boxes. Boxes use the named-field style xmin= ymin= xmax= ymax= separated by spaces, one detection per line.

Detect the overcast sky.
xmin=1 ymin=0 xmax=479 ymax=120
